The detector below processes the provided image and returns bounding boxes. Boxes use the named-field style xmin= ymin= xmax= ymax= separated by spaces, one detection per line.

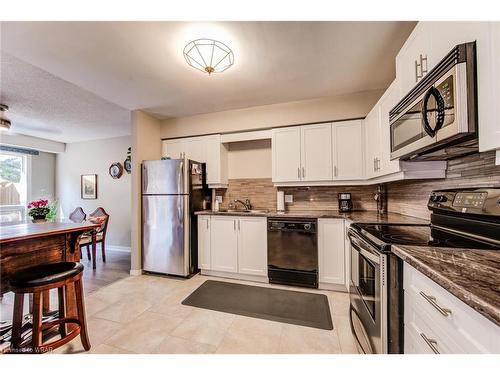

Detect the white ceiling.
xmin=0 ymin=21 xmax=415 ymax=142
xmin=0 ymin=52 xmax=131 ymax=143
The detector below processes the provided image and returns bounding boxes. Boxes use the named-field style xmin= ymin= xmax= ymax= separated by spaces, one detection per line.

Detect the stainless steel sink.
xmin=217 ymin=209 xmax=268 ymax=214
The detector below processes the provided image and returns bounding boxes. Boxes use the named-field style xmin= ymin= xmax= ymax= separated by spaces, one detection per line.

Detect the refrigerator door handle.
xmin=178 ymin=160 xmax=184 ymax=193
xmin=142 ymin=165 xmax=147 ymax=192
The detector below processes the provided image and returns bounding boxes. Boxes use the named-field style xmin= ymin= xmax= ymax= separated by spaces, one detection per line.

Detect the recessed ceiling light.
xmin=0 ymin=104 xmax=11 ymax=132
xmin=183 ymin=39 xmax=234 ymax=75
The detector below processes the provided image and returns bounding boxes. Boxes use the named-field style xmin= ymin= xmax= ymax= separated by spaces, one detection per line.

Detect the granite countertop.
xmin=392 ymin=245 xmax=500 ymax=326
xmin=195 ymin=209 xmax=428 ymax=225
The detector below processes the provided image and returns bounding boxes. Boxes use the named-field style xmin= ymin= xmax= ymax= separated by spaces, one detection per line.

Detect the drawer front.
xmin=404 ymin=264 xmax=500 ymax=353
xmin=405 ymin=290 xmax=465 ymax=354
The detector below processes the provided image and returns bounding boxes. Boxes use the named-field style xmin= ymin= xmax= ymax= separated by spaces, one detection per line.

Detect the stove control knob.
xmin=304 ymin=224 xmax=311 ymax=230
xmin=430 ymin=195 xmax=439 ymax=202
xmin=438 ymin=195 xmax=448 ymax=203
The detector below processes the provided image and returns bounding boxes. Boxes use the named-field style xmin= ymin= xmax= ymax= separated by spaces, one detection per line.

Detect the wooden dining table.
xmin=0 ymin=220 xmax=99 ymax=350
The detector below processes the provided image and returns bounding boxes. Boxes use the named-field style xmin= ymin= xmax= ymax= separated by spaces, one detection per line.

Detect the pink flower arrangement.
xmin=27 ymin=199 xmax=50 ymax=219
xmin=27 ymin=199 xmax=49 ymax=209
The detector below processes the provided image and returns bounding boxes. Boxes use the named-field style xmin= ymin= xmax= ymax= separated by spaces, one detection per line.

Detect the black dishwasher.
xmin=267 ymin=218 xmax=318 ymax=288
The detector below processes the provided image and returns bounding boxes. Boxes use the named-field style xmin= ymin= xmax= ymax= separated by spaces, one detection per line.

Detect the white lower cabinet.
xmin=318 ymin=219 xmax=346 ymax=289
xmin=210 ymin=216 xmax=238 ymax=273
xmin=198 ymin=215 xmax=268 ymax=280
xmin=404 ymin=263 xmax=500 ymax=354
xmin=197 ymin=215 xmax=211 ymax=270
xmin=237 ymin=217 xmax=268 ymax=276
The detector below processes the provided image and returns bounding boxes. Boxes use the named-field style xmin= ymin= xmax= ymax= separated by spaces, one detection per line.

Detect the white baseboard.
xmin=129 ymin=269 xmax=142 ymax=276
xmin=106 ymin=245 xmax=131 ymax=253
xmin=201 ymin=269 xmax=269 ymax=284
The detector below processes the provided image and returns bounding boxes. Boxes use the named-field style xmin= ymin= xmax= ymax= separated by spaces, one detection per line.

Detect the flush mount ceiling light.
xmin=0 ymin=104 xmax=11 ymax=131
xmin=183 ymin=39 xmax=234 ymax=75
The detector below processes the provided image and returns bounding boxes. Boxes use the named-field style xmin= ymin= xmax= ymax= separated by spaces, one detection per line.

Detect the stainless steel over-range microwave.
xmin=389 ymin=42 xmax=478 ymax=161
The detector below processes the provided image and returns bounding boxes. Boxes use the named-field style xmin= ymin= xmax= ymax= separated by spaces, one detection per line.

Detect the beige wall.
xmin=56 ymin=136 xmax=131 ymax=248
xmin=227 ymin=140 xmax=272 ymax=179
xmin=130 ymin=110 xmax=162 ymax=273
xmin=160 ymin=89 xmax=383 ymax=139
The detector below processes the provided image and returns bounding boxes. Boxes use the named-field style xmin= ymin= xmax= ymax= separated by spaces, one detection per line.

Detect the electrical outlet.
xmin=285 ymin=194 xmax=293 ymax=203
xmin=215 ymin=196 xmax=223 ymax=203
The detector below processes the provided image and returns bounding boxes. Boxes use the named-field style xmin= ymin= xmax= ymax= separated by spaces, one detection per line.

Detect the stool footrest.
xmin=41 ymin=317 xmax=80 ymax=331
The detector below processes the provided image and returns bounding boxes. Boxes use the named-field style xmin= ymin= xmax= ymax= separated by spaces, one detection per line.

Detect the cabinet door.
xmin=332 ymin=120 xmax=364 ymax=180
xmin=237 ymin=217 xmax=267 ymax=276
xmin=364 ymin=106 xmax=381 ymax=179
xmin=300 ymin=123 xmax=333 ymax=181
xmin=205 ymin=135 xmax=221 ymax=185
xmin=210 ymin=216 xmax=238 ymax=273
xmin=162 ymin=140 xmax=186 ymax=159
xmin=197 ymin=216 xmax=211 ymax=270
xmin=378 ymin=80 xmax=401 ymax=175
xmin=318 ymin=219 xmax=345 ymax=285
xmin=272 ymin=127 xmax=301 ymax=182
xmin=185 ymin=137 xmax=206 ymax=163
xmin=396 ymin=23 xmax=433 ymax=97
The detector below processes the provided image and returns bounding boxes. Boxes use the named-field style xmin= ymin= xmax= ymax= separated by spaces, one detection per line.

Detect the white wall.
xmin=160 ymin=89 xmax=383 ymax=138
xmin=227 ymin=140 xmax=272 ymax=179
xmin=56 ymin=136 xmax=131 ymax=249
xmin=130 ymin=110 xmax=162 ymax=273
xmin=31 ymin=151 xmax=56 ymax=201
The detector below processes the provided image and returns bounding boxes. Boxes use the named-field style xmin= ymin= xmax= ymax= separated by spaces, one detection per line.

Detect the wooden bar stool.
xmin=9 ymin=262 xmax=91 ymax=353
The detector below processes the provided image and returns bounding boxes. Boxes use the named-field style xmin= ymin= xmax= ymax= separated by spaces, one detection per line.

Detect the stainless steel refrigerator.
xmin=142 ymin=158 xmax=208 ymax=276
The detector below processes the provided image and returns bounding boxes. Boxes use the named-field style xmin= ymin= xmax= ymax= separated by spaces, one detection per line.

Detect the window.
xmin=0 ymin=150 xmax=29 ymax=224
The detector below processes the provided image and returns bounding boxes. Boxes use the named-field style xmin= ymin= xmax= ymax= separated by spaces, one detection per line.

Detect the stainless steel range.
xmin=348 ymin=187 xmax=500 ymax=354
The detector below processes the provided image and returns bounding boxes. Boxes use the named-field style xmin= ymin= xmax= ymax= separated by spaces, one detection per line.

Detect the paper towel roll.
xmin=277 ymin=191 xmax=285 ymax=213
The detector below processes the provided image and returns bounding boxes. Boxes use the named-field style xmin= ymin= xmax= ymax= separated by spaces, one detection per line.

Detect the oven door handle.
xmin=348 ymin=231 xmax=380 ymax=265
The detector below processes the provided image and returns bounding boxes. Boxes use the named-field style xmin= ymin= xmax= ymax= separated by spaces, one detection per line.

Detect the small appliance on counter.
xmin=338 ymin=193 xmax=353 ymax=212
xmin=276 ymin=191 xmax=285 ymax=213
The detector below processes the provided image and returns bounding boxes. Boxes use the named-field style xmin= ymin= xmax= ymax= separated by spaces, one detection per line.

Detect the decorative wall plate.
xmin=109 ymin=162 xmax=123 ymax=179
xmin=124 ymin=158 xmax=131 ymax=174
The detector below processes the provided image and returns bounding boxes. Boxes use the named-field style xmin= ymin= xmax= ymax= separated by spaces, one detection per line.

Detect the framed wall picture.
xmin=81 ymin=174 xmax=98 ymax=199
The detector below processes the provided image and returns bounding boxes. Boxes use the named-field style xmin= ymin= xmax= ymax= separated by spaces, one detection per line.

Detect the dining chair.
xmin=79 ymin=207 xmax=110 ymax=269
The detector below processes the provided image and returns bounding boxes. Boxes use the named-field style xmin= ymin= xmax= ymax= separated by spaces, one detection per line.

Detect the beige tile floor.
xmin=51 ymin=274 xmax=359 ymax=354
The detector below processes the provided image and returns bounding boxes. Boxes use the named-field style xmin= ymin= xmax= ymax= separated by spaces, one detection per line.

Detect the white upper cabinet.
xmin=205 ymin=135 xmax=228 ymax=186
xmin=378 ymin=80 xmax=401 ymax=175
xmin=272 ymin=127 xmax=302 ymax=182
xmin=396 ymin=23 xmax=433 ymax=97
xmin=485 ymin=22 xmax=500 ymax=153
xmin=162 ymin=135 xmax=228 ymax=186
xmin=332 ymin=120 xmax=364 ymax=180
xmin=364 ymin=106 xmax=381 ymax=179
xmin=162 ymin=139 xmax=185 ymax=159
xmin=300 ymin=123 xmax=333 ymax=181
xmin=237 ymin=217 xmax=267 ymax=277
xmin=210 ymin=216 xmax=238 ymax=273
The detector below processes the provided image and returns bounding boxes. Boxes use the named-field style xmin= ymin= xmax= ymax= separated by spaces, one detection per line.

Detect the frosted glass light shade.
xmin=183 ymin=39 xmax=234 ymax=75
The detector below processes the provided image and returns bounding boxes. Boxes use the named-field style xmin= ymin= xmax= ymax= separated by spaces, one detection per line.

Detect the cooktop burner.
xmin=354 ymin=223 xmax=499 ymax=250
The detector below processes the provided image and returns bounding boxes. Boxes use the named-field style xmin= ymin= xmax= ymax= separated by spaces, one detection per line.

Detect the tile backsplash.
xmin=215 ymin=179 xmax=378 ymax=212
xmin=215 ymin=151 xmax=500 ymax=218
xmin=386 ymin=151 xmax=500 ymax=220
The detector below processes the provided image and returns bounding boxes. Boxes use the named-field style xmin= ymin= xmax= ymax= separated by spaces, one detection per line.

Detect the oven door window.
xmin=350 ymin=242 xmax=377 ymax=321
xmin=391 ymin=99 xmax=425 ymax=152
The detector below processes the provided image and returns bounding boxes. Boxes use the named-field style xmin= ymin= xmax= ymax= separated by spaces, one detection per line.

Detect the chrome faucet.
xmin=234 ymin=199 xmax=252 ymax=210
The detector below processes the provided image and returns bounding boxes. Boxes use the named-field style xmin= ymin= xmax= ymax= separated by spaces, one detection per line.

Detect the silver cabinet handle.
xmin=206 ymin=219 xmax=209 ymax=230
xmin=238 ymin=220 xmax=240 ymax=231
xmin=420 ymin=333 xmax=440 ymax=354
xmin=419 ymin=291 xmax=452 ymax=317
xmin=334 ymin=165 xmax=337 ymax=177
xmin=233 ymin=220 xmax=236 ymax=231
xmin=302 ymin=167 xmax=305 ymax=178
xmin=297 ymin=167 xmax=300 ymax=179
xmin=373 ymin=158 xmax=377 ymax=172
xmin=415 ymin=59 xmax=419 ymax=83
